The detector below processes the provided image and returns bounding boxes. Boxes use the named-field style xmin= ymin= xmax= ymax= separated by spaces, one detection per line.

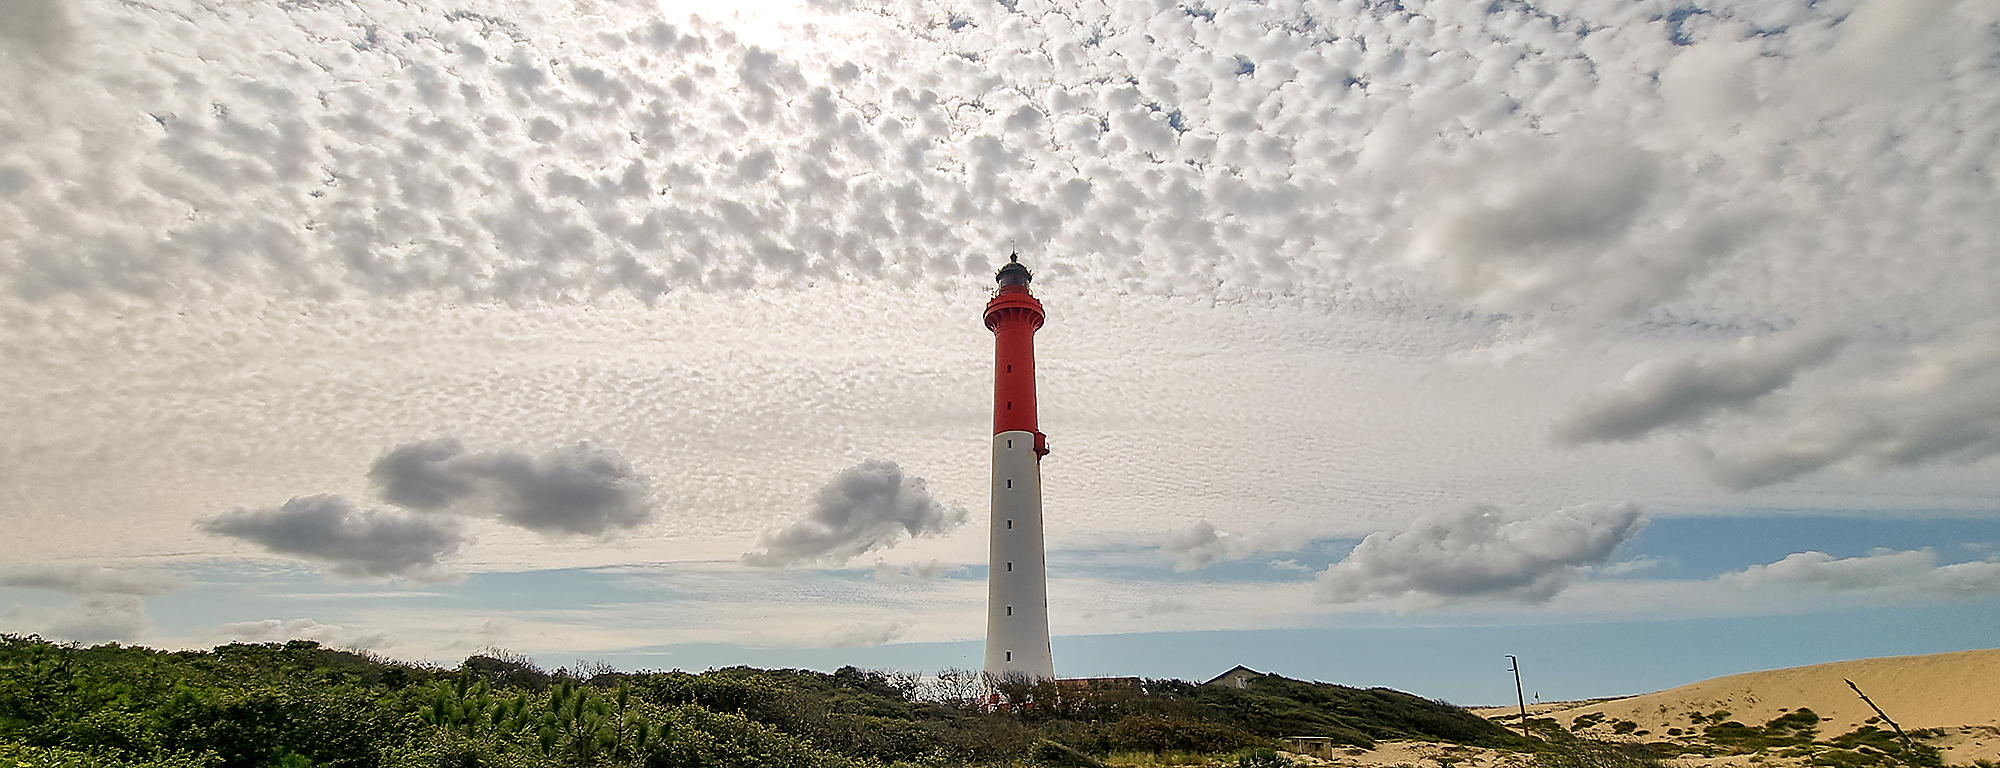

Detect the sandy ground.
xmin=1469 ymin=648 xmax=2000 ymax=765
xmin=1279 ymin=740 xmax=1535 ymax=768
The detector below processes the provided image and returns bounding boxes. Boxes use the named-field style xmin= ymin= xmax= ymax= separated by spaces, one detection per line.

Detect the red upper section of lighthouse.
xmin=986 ymin=256 xmax=1046 ymax=450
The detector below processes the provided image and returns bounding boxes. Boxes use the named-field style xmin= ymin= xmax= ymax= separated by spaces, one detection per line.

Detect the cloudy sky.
xmin=4 ymin=0 xmax=1998 ymax=704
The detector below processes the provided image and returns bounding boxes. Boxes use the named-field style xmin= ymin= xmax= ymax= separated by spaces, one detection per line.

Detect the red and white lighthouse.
xmin=984 ymin=254 xmax=1055 ymax=679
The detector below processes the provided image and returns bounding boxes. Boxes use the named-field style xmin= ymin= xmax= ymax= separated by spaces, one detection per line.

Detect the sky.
xmin=2 ymin=0 xmax=1998 ymax=705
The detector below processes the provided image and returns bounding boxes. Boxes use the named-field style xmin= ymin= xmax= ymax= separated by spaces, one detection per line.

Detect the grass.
xmin=1104 ymin=751 xmax=1231 ymax=767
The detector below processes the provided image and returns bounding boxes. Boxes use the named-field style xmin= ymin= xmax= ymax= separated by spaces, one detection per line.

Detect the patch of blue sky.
xmin=146 ymin=563 xmax=703 ymax=636
xmin=1048 ymin=539 xmax=1360 ymax=583
xmin=571 ymin=599 xmax=2000 ymax=706
xmin=1608 ymin=513 xmax=2000 ymax=580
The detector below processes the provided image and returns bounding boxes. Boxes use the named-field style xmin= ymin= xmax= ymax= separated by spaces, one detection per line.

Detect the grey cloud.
xmin=371 ymin=438 xmax=479 ymax=510
xmin=1405 ymin=138 xmax=1679 ymax=315
xmin=823 ymin=621 xmax=910 ymax=648
xmin=369 ymin=439 xmax=652 ymax=537
xmin=41 ymin=596 xmax=150 ymax=644
xmin=3 ymin=595 xmax=152 ymax=644
xmin=0 ymin=565 xmax=185 ymax=644
xmin=1727 ymin=550 xmax=2000 ymax=599
xmin=743 ymin=460 xmax=966 ymax=568
xmin=0 ymin=0 xmax=76 ymax=64
xmin=1159 ymin=520 xmax=1289 ymax=571
xmin=1161 ymin=521 xmax=1233 ymax=571
xmin=1315 ymin=503 xmax=1645 ymax=605
xmin=0 ymin=565 xmax=189 ymax=596
xmin=1553 ymin=331 xmax=1846 ymax=445
xmin=200 ymin=494 xmax=465 ymax=579
xmin=1697 ymin=324 xmax=2000 ymax=489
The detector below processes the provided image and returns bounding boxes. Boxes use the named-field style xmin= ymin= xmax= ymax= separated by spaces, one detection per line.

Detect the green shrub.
xmin=1107 ymin=715 xmax=1262 ymax=754
xmin=1235 ymin=747 xmax=1292 ymax=768
xmin=1535 ymin=732 xmax=1661 ymax=768
xmin=1028 ymin=739 xmax=1105 ymax=768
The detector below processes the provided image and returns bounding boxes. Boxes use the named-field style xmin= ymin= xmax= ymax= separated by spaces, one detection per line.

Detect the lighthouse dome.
xmin=995 ymin=254 xmax=1031 ymax=287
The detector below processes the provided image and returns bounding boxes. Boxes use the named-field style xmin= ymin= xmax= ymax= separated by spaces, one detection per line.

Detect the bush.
xmin=1107 ymin=715 xmax=1263 ymax=754
xmin=1236 ymin=747 xmax=1292 ymax=768
xmin=1535 ymin=732 xmax=1662 ymax=768
xmin=1028 ymin=739 xmax=1105 ymax=768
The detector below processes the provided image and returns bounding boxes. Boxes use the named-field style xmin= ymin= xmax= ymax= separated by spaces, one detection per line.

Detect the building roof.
xmin=1201 ymin=665 xmax=1265 ymax=687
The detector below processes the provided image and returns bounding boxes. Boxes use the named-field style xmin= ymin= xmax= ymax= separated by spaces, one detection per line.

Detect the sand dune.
xmin=1479 ymin=648 xmax=2000 ymax=764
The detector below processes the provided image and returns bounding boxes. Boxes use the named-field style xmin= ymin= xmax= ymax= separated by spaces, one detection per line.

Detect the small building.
xmin=1284 ymin=736 xmax=1338 ymax=759
xmin=1202 ymin=665 xmax=1266 ymax=689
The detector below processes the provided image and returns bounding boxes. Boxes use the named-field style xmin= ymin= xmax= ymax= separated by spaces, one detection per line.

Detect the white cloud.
xmin=744 ymin=460 xmax=967 ymax=568
xmin=13 ymin=596 xmax=151 ymax=644
xmin=1727 ymin=549 xmax=2000 ymax=598
xmin=1315 ymin=503 xmax=1646 ymax=606
xmin=821 ymin=621 xmax=910 ymax=648
xmin=873 ymin=559 xmax=950 ymax=581
xmin=1159 ymin=520 xmax=1291 ymax=571
xmin=215 ymin=618 xmax=392 ymax=650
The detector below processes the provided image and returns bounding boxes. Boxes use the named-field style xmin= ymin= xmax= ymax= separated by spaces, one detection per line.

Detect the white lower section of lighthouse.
xmin=984 ymin=430 xmax=1054 ymax=679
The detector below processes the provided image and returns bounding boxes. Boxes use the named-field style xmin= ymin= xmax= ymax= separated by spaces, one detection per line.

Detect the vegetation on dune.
xmin=1 ymin=634 xmax=1519 ymax=767
xmin=1559 ymin=704 xmax=1960 ymax=768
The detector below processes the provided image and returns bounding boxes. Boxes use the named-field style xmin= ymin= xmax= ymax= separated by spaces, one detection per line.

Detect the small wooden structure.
xmin=1284 ymin=736 xmax=1338 ymax=759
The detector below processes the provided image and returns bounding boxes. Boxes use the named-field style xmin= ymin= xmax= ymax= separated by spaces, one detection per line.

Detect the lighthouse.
xmin=984 ymin=254 xmax=1055 ymax=680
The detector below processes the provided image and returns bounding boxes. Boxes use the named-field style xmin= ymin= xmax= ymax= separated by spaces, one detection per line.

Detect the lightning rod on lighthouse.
xmin=984 ymin=253 xmax=1055 ymax=680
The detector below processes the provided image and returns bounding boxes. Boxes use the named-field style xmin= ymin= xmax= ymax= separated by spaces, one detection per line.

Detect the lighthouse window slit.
xmin=1007 ymin=519 xmax=1013 ymax=529
xmin=1007 ymin=365 xmax=1013 ymax=372
xmin=1007 ymin=402 xmax=1013 ymax=410
xmin=1006 ymin=479 xmax=1012 ymax=488
xmin=1007 ymin=439 xmax=1013 ymax=448
xmin=1006 ymin=651 xmax=1012 ymax=661
xmin=1007 ymin=562 xmax=1013 ymax=572
xmin=1006 ymin=606 xmax=1012 ymax=616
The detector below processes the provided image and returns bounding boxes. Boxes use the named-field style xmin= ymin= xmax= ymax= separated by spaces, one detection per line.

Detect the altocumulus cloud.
xmin=743 ymin=460 xmax=966 ymax=568
xmin=200 ymin=495 xmax=466 ymax=580
xmin=1316 ymin=503 xmax=1645 ymax=606
xmin=3 ymin=0 xmax=1999 ymax=497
